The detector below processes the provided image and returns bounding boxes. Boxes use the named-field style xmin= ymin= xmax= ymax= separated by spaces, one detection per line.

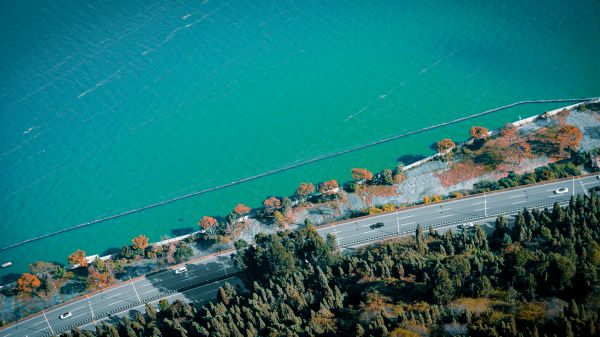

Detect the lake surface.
xmin=1 ymin=0 xmax=599 ymax=279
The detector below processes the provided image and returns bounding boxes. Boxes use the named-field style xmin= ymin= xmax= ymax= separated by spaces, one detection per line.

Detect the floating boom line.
xmin=1 ymin=97 xmax=596 ymax=252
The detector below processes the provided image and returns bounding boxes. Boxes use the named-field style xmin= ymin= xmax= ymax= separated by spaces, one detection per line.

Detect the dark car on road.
xmin=370 ymin=222 xmax=384 ymax=229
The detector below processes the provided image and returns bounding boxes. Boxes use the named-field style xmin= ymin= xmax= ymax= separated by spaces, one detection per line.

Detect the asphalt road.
xmin=319 ymin=175 xmax=599 ymax=246
xmin=0 ymin=253 xmax=237 ymax=337
xmin=1 ymin=174 xmax=598 ymax=337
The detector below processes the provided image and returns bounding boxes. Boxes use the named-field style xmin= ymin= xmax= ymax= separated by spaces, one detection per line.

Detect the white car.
xmin=59 ymin=312 xmax=73 ymax=320
xmin=458 ymin=222 xmax=474 ymax=230
xmin=174 ymin=266 xmax=187 ymax=274
xmin=554 ymin=187 xmax=569 ymax=194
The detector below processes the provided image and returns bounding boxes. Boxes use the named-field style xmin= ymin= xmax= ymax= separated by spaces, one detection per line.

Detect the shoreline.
xmin=1 ymin=97 xmax=596 ymax=254
xmin=1 ymin=97 xmax=599 ymax=324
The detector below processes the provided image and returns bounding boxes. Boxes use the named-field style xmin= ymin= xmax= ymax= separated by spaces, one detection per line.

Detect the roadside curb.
xmin=318 ymin=173 xmax=596 ymax=231
xmin=340 ymin=200 xmax=569 ymax=247
xmin=45 ymin=270 xmax=242 ymax=336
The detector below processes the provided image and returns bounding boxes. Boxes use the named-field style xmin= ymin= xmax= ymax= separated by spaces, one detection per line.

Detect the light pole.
xmin=42 ymin=310 xmax=54 ymax=335
xmin=395 ymin=207 xmax=400 ymax=234
xmin=484 ymin=191 xmax=488 ymax=218
xmin=220 ymin=259 xmax=228 ymax=277
xmin=130 ymin=276 xmax=141 ymax=303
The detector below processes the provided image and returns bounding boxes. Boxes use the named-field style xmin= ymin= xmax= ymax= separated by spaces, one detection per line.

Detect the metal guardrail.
xmin=45 ymin=271 xmax=241 ymax=336
xmin=339 ymin=201 xmax=568 ymax=248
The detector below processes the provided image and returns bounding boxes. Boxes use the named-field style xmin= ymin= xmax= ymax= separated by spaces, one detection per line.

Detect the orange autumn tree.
xmin=319 ymin=179 xmax=339 ymax=195
xmin=557 ymin=125 xmax=582 ymax=151
xmin=199 ymin=216 xmax=218 ymax=233
xmin=294 ymin=182 xmax=315 ymax=198
xmin=436 ymin=138 xmax=456 ymax=153
xmin=233 ymin=203 xmax=251 ymax=216
xmin=263 ymin=196 xmax=282 ymax=214
xmin=86 ymin=268 xmax=114 ymax=290
xmin=132 ymin=235 xmax=149 ymax=251
xmin=470 ymin=126 xmax=490 ymax=140
xmin=68 ymin=249 xmax=87 ymax=268
xmin=16 ymin=273 xmax=41 ymax=293
xmin=501 ymin=123 xmax=518 ymax=138
xmin=351 ymin=168 xmax=373 ymax=182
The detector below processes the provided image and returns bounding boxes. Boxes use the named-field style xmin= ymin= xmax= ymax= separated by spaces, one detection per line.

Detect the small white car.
xmin=458 ymin=222 xmax=474 ymax=230
xmin=59 ymin=312 xmax=73 ymax=320
xmin=554 ymin=188 xmax=569 ymax=194
xmin=174 ymin=267 xmax=187 ymax=274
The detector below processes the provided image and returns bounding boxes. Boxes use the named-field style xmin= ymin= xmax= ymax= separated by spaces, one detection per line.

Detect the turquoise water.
xmin=1 ymin=0 xmax=599 ymax=279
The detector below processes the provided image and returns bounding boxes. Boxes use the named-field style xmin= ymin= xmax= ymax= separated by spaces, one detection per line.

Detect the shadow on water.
xmin=397 ymin=154 xmax=427 ymax=165
xmin=100 ymin=247 xmax=122 ymax=257
xmin=1 ymin=272 xmax=21 ymax=284
xmin=171 ymin=227 xmax=194 ymax=236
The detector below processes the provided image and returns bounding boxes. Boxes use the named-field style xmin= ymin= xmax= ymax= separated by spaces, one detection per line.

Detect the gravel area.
xmin=567 ymin=109 xmax=600 ymax=152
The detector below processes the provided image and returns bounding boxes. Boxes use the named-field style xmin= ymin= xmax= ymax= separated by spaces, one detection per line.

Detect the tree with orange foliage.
xmin=294 ymin=182 xmax=315 ymax=198
xmin=470 ymin=126 xmax=490 ymax=140
xmin=263 ymin=196 xmax=282 ymax=214
xmin=351 ymin=168 xmax=373 ymax=182
xmin=233 ymin=203 xmax=251 ymax=216
xmin=16 ymin=273 xmax=41 ymax=293
xmin=319 ymin=179 xmax=339 ymax=195
xmin=501 ymin=123 xmax=518 ymax=138
xmin=86 ymin=267 xmax=114 ymax=290
xmin=199 ymin=216 xmax=218 ymax=233
xmin=132 ymin=235 xmax=149 ymax=251
xmin=436 ymin=138 xmax=456 ymax=153
xmin=68 ymin=249 xmax=87 ymax=268
xmin=557 ymin=125 xmax=582 ymax=150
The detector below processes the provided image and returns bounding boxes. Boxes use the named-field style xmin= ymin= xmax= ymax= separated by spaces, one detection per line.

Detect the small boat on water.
xmin=1 ymin=262 xmax=12 ymax=268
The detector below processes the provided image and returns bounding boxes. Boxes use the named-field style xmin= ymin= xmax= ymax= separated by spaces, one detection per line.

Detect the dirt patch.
xmin=437 ymin=160 xmax=489 ymax=187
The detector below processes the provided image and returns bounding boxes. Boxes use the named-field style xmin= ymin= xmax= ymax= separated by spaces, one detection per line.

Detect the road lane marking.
xmin=472 ymin=201 xmax=484 ymax=205
xmin=108 ymin=300 xmax=125 ymax=306
xmin=398 ymin=215 xmax=414 ymax=220
xmin=511 ymin=200 xmax=528 ymax=204
xmin=72 ymin=305 xmax=87 ymax=311
xmin=71 ymin=312 xmax=87 ymax=319
xmin=32 ymin=320 xmax=45 ymax=326
xmin=473 ymin=208 xmax=485 ymax=212
xmin=342 ymin=229 xmax=379 ymax=239
xmin=35 ymin=327 xmax=48 ymax=333
xmin=142 ymin=289 xmax=158 ymax=295
xmin=509 ymin=195 xmax=523 ymax=198
xmin=106 ymin=292 xmax=122 ymax=299
xmin=580 ymin=180 xmax=591 ymax=196
xmin=140 ymin=283 xmax=153 ymax=288
xmin=402 ymin=221 xmax=416 ymax=226
xmin=437 ymin=214 xmax=454 ymax=219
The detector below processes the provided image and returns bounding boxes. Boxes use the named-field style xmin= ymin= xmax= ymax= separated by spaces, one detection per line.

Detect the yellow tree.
xmin=132 ymin=235 xmax=149 ymax=251
xmin=68 ymin=249 xmax=87 ymax=268
xmin=16 ymin=273 xmax=41 ymax=293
